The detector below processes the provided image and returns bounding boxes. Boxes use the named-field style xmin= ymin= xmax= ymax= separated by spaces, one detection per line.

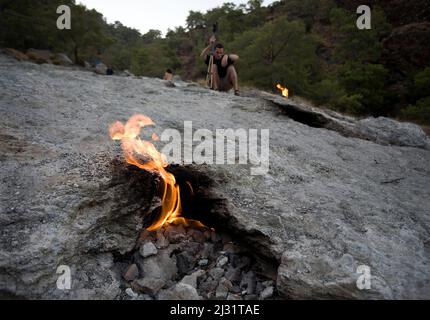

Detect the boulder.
xmin=95 ymin=63 xmax=108 ymax=75
xmin=52 ymin=53 xmax=73 ymax=66
xmin=356 ymin=117 xmax=430 ymax=149
xmin=26 ymin=49 xmax=52 ymax=64
xmin=3 ymin=48 xmax=29 ymax=61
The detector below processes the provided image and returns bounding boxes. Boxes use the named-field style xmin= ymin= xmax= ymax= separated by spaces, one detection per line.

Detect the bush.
xmin=401 ymin=97 xmax=430 ymax=124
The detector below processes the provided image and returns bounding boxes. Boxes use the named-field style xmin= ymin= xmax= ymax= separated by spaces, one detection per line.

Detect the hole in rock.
xmin=271 ymin=100 xmax=328 ymax=128
xmin=112 ymin=162 xmax=281 ymax=300
xmin=267 ymin=99 xmax=363 ymax=139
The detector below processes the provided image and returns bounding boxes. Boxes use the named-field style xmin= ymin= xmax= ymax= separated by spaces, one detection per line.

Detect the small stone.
xmin=198 ymin=259 xmax=209 ymax=267
xmin=164 ymin=225 xmax=186 ymax=243
xmin=123 ymin=264 xmax=139 ymax=282
xmin=208 ymin=267 xmax=224 ymax=281
xmin=155 ymin=234 xmax=169 ymax=249
xmin=176 ymin=252 xmax=196 ymax=275
xmin=185 ymin=241 xmax=202 ymax=256
xmin=202 ymin=243 xmax=214 ymax=259
xmin=220 ymin=277 xmax=233 ymax=290
xmin=225 ymin=267 xmax=241 ymax=283
xmin=198 ymin=278 xmax=218 ymax=293
xmin=260 ymin=286 xmax=274 ymax=300
xmin=217 ymin=256 xmax=228 ymax=267
xmin=139 ymin=251 xmax=177 ymax=280
xmin=140 ymin=242 xmax=158 ymax=258
xmin=256 ymin=282 xmax=263 ymax=295
xmin=135 ymin=277 xmax=166 ymax=295
xmin=138 ymin=230 xmax=156 ymax=244
xmin=262 ymin=280 xmax=274 ymax=288
xmin=216 ymin=285 xmax=228 ymax=299
xmin=227 ymin=293 xmax=242 ymax=300
xmin=158 ymin=283 xmax=202 ymax=300
xmin=240 ymin=271 xmax=256 ymax=295
xmin=125 ymin=288 xmax=139 ymax=298
xmin=180 ymin=270 xmax=205 ymax=288
xmin=215 ymin=278 xmax=233 ymax=299
xmin=188 ymin=229 xmax=206 ymax=243
xmin=231 ymin=285 xmax=241 ymax=294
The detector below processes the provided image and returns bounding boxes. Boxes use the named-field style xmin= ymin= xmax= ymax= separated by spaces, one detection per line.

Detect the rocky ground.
xmin=0 ymin=53 xmax=429 ymax=299
xmin=120 ymin=224 xmax=277 ymax=300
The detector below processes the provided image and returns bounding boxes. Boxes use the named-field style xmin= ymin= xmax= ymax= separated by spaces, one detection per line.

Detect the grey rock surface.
xmin=158 ymin=283 xmax=202 ymax=300
xmin=140 ymin=242 xmax=158 ymax=258
xmin=356 ymin=117 xmax=430 ymax=149
xmin=0 ymin=54 xmax=429 ymax=299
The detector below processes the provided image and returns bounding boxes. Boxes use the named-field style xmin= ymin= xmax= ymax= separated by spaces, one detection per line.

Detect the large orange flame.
xmin=109 ymin=114 xmax=203 ymax=231
xmin=276 ymin=84 xmax=289 ymax=98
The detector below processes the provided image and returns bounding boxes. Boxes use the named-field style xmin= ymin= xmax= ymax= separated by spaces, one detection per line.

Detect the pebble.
xmin=198 ymin=259 xmax=209 ymax=267
xmin=140 ymin=242 xmax=158 ymax=258
xmin=123 ymin=264 xmax=139 ymax=282
xmin=135 ymin=277 xmax=166 ymax=295
xmin=217 ymin=256 xmax=228 ymax=267
xmin=208 ymin=267 xmax=224 ymax=281
xmin=125 ymin=288 xmax=139 ymax=298
xmin=260 ymin=286 xmax=274 ymax=300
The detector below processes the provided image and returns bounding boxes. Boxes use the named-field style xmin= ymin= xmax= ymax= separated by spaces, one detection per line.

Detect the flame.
xmin=276 ymin=84 xmax=289 ymax=98
xmin=109 ymin=114 xmax=202 ymax=231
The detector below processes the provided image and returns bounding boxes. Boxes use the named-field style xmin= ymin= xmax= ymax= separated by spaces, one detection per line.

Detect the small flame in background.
xmin=276 ymin=84 xmax=289 ymax=98
xmin=109 ymin=114 xmax=204 ymax=231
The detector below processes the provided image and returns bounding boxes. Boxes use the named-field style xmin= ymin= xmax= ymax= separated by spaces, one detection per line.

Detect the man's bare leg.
xmin=211 ymin=64 xmax=220 ymax=90
xmin=227 ymin=65 xmax=239 ymax=92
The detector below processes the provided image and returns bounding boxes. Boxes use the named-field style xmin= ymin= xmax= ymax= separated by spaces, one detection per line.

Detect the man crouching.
xmin=201 ymin=35 xmax=240 ymax=96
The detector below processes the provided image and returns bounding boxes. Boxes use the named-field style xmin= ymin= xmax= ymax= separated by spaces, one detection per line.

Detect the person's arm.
xmin=221 ymin=54 xmax=239 ymax=67
xmin=200 ymin=45 xmax=211 ymax=59
xmin=200 ymin=35 xmax=216 ymax=59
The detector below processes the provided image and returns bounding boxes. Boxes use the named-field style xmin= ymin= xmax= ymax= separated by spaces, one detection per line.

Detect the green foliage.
xmin=310 ymin=78 xmax=344 ymax=105
xmin=0 ymin=0 xmax=427 ymax=122
xmin=400 ymin=67 xmax=430 ymax=124
xmin=337 ymin=62 xmax=389 ymax=115
xmin=413 ymin=67 xmax=430 ymax=98
xmin=230 ymin=18 xmax=319 ymax=95
xmin=131 ymin=42 xmax=179 ymax=77
xmin=330 ymin=6 xmax=391 ymax=62
xmin=401 ymin=97 xmax=430 ymax=124
xmin=281 ymin=0 xmax=337 ymax=30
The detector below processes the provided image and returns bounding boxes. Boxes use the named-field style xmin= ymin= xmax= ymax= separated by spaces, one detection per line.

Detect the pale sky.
xmin=78 ymin=0 xmax=277 ymax=36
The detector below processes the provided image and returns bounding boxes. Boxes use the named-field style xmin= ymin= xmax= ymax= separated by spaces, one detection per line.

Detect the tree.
xmin=186 ymin=11 xmax=206 ymax=30
xmin=230 ymin=18 xmax=319 ymax=94
xmin=142 ymin=29 xmax=162 ymax=44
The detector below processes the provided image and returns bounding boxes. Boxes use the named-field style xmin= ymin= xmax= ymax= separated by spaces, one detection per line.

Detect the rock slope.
xmin=0 ymin=54 xmax=429 ymax=299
